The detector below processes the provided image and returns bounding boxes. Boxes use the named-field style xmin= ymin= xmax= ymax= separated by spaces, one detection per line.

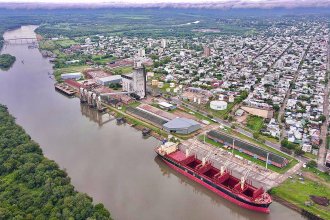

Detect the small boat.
xmin=142 ymin=128 xmax=151 ymax=136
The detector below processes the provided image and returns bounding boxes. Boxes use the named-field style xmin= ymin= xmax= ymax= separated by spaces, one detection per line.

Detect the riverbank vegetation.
xmin=0 ymin=104 xmax=112 ymax=219
xmin=269 ymin=168 xmax=330 ymax=220
xmin=0 ymin=54 xmax=16 ymax=70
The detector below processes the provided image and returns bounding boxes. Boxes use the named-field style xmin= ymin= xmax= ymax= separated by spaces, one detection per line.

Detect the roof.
xmin=158 ymin=102 xmax=173 ymax=108
xmin=163 ymin=118 xmax=200 ymax=129
xmin=207 ymin=130 xmax=287 ymax=165
xmin=98 ymin=75 xmax=122 ymax=82
xmin=61 ymin=72 xmax=82 ymax=76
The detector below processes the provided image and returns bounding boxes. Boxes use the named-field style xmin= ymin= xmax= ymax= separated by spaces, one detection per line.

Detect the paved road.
xmin=318 ymin=35 xmax=330 ymax=169
xmin=278 ymin=39 xmax=313 ymax=142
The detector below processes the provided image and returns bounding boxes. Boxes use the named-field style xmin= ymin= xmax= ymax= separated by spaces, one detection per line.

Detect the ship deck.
xmin=166 ymin=150 xmax=272 ymax=205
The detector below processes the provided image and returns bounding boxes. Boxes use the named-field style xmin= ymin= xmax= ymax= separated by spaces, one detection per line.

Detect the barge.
xmin=155 ymin=142 xmax=272 ymax=213
xmin=54 ymin=83 xmax=76 ymax=96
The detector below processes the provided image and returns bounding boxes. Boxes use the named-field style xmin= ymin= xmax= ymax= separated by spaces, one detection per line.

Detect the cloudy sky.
xmin=0 ymin=0 xmax=329 ymax=8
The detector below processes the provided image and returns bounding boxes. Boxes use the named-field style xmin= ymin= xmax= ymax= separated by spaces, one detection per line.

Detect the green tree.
xmin=307 ymin=160 xmax=317 ymax=168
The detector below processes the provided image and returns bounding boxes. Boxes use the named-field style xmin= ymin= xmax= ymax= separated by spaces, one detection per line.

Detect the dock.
xmin=55 ymin=83 xmax=76 ymax=96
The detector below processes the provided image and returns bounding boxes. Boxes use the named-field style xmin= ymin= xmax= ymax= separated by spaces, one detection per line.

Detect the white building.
xmin=61 ymin=72 xmax=82 ymax=80
xmin=122 ymin=65 xmax=146 ymax=99
xmin=138 ymin=48 xmax=145 ymax=57
xmin=161 ymin=39 xmax=167 ymax=48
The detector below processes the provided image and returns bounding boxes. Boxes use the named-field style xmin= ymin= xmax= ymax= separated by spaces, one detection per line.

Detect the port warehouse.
xmin=126 ymin=107 xmax=168 ymax=127
xmin=207 ymin=130 xmax=288 ymax=168
xmin=126 ymin=104 xmax=201 ymax=134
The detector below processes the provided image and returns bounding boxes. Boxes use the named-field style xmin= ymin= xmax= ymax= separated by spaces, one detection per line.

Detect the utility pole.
xmin=232 ymin=139 xmax=235 ymax=154
xmin=266 ymin=152 xmax=270 ymax=169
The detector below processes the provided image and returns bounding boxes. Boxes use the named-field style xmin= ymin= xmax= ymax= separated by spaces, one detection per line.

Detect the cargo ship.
xmin=155 ymin=142 xmax=272 ymax=213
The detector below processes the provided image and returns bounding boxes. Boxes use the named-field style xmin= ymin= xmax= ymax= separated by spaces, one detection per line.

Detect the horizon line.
xmin=0 ymin=1 xmax=330 ymax=10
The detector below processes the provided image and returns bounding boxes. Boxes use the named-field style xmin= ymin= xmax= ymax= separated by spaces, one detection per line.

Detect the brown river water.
xmin=0 ymin=26 xmax=305 ymax=220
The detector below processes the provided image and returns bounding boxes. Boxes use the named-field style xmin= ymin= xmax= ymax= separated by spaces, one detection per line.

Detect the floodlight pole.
xmin=232 ymin=139 xmax=235 ymax=154
xmin=266 ymin=152 xmax=270 ymax=169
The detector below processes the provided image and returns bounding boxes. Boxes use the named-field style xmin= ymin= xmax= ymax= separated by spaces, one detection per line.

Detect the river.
xmin=0 ymin=26 xmax=305 ymax=220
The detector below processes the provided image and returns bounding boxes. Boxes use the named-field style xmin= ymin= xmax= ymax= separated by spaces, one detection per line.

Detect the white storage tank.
xmin=210 ymin=100 xmax=228 ymax=111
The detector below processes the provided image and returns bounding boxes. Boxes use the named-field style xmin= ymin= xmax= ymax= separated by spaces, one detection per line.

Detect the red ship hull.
xmin=163 ymin=159 xmax=270 ymax=213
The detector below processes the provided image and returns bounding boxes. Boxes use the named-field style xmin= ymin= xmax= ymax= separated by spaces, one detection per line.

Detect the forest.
xmin=0 ymin=54 xmax=16 ymax=70
xmin=0 ymin=8 xmax=327 ymax=44
xmin=0 ymin=104 xmax=111 ymax=220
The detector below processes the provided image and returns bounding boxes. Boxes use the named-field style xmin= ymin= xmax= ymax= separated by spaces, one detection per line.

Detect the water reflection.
xmin=80 ymin=103 xmax=114 ymax=127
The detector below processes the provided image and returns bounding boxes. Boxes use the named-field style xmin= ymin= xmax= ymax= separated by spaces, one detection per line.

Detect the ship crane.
xmin=240 ymin=166 xmax=253 ymax=190
xmin=202 ymin=148 xmax=218 ymax=166
xmin=219 ymin=154 xmax=234 ymax=176
xmin=185 ymin=139 xmax=199 ymax=157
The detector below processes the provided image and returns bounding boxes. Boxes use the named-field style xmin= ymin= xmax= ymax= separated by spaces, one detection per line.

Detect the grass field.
xmin=270 ymin=172 xmax=330 ymax=220
xmin=92 ymin=55 xmax=116 ymax=65
xmin=39 ymin=39 xmax=77 ymax=50
xmin=54 ymin=39 xmax=77 ymax=48
xmin=112 ymin=66 xmax=133 ymax=75
xmin=53 ymin=65 xmax=89 ymax=81
xmin=180 ymin=106 xmax=214 ymax=124
xmin=246 ymin=115 xmax=264 ymax=132
xmin=39 ymin=40 xmax=57 ymax=50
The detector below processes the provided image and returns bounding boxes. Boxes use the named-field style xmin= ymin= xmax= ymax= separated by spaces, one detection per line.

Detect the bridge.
xmin=2 ymin=37 xmax=38 ymax=45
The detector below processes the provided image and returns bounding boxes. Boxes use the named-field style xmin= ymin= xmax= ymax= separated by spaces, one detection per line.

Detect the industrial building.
xmin=122 ymin=63 xmax=147 ymax=99
xmin=163 ymin=118 xmax=201 ymax=134
xmin=96 ymin=75 xmax=122 ymax=86
xmin=61 ymin=72 xmax=82 ymax=80
xmin=207 ymin=130 xmax=288 ymax=168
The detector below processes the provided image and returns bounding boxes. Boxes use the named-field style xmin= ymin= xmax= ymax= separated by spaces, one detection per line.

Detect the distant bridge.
xmin=3 ymin=37 xmax=38 ymax=45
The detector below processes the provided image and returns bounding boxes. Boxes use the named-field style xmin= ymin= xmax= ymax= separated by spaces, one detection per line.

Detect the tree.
xmin=318 ymin=115 xmax=326 ymax=123
xmin=294 ymin=148 xmax=304 ymax=156
xmin=307 ymin=160 xmax=317 ymax=168
xmin=0 ymin=104 xmax=112 ymax=219
xmin=273 ymin=104 xmax=280 ymax=112
xmin=253 ymin=132 xmax=260 ymax=139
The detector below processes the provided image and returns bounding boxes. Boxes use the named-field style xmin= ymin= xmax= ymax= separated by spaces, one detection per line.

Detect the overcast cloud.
xmin=0 ymin=0 xmax=330 ymax=9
